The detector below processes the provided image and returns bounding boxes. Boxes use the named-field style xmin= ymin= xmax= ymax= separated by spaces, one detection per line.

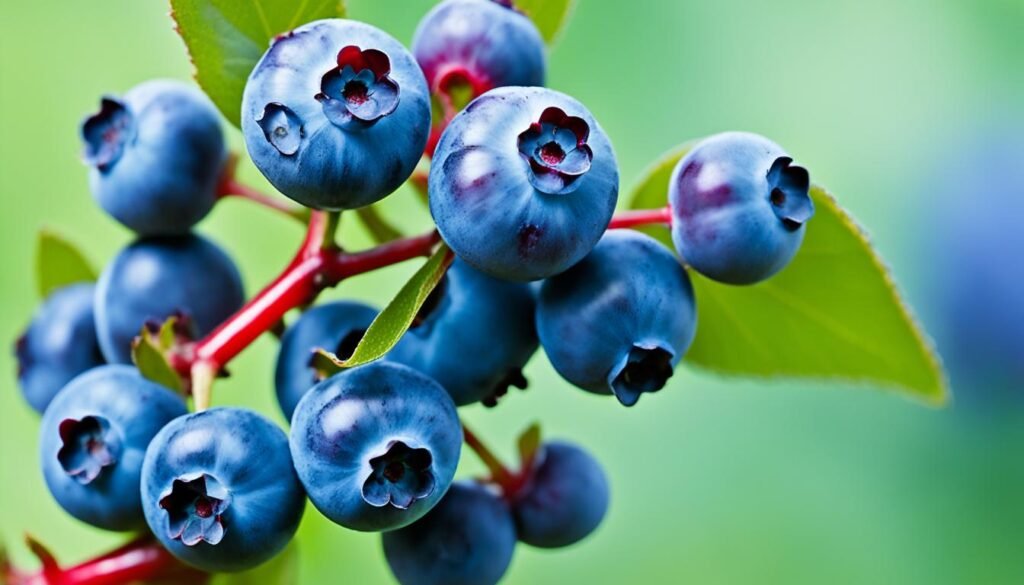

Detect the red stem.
xmin=219 ymin=178 xmax=309 ymax=223
xmin=5 ymin=536 xmax=206 ymax=585
xmin=462 ymin=423 xmax=516 ymax=491
xmin=607 ymin=206 xmax=673 ymax=229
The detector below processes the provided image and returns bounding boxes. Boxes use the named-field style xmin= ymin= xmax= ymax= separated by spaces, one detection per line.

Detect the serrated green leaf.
xmin=629 ymin=147 xmax=947 ymax=404
xmin=314 ymin=244 xmax=453 ymax=375
xmin=355 ymin=205 xmax=403 ymax=244
xmin=517 ymin=422 xmax=541 ymax=468
xmin=35 ymin=230 xmax=97 ymax=299
xmin=211 ymin=541 xmax=298 ymax=585
xmin=515 ymin=0 xmax=577 ymax=44
xmin=131 ymin=320 xmax=184 ymax=393
xmin=170 ymin=0 xmax=347 ymax=127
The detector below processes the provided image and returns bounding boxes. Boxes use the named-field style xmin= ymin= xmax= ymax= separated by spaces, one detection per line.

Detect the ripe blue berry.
xmin=242 ymin=20 xmax=431 ymax=211
xmin=382 ymin=481 xmax=516 ymax=585
xmin=39 ymin=365 xmax=187 ymax=531
xmin=537 ymin=230 xmax=697 ymax=406
xmin=430 ymin=86 xmax=619 ymax=282
xmin=289 ymin=361 xmax=461 ymax=532
xmin=513 ymin=441 xmax=609 ymax=548
xmin=141 ymin=408 xmax=305 ymax=572
xmin=15 ymin=283 xmax=104 ymax=413
xmin=389 ymin=259 xmax=538 ymax=406
xmin=81 ymin=80 xmax=225 ymax=236
xmin=94 ymin=234 xmax=244 ymax=364
xmin=669 ymin=131 xmax=814 ymax=285
xmin=275 ymin=300 xmax=378 ymax=420
xmin=413 ymin=0 xmax=546 ymax=94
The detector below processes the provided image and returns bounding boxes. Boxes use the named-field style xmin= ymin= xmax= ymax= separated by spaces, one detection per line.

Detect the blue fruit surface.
xmin=141 ymin=408 xmax=305 ymax=572
xmin=81 ymin=79 xmax=225 ymax=236
xmin=513 ymin=441 xmax=609 ymax=548
xmin=275 ymin=300 xmax=379 ymax=420
xmin=537 ymin=230 xmax=697 ymax=406
xmin=16 ymin=283 xmax=105 ymax=413
xmin=94 ymin=234 xmax=244 ymax=364
xmin=290 ymin=361 xmax=461 ymax=532
xmin=430 ymin=86 xmax=619 ymax=282
xmin=669 ymin=131 xmax=814 ymax=285
xmin=383 ymin=481 xmax=517 ymax=585
xmin=242 ymin=19 xmax=431 ymax=210
xmin=39 ymin=365 xmax=187 ymax=531
xmin=389 ymin=259 xmax=537 ymax=406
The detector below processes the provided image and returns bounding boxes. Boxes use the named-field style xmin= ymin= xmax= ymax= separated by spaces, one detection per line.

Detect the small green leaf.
xmin=211 ymin=541 xmax=298 ymax=585
xmin=355 ymin=205 xmax=403 ymax=244
xmin=629 ymin=146 xmax=947 ymax=404
xmin=314 ymin=244 xmax=453 ymax=375
xmin=515 ymin=0 xmax=577 ymax=44
xmin=170 ymin=0 xmax=347 ymax=127
xmin=517 ymin=422 xmax=542 ymax=469
xmin=35 ymin=230 xmax=97 ymax=299
xmin=131 ymin=318 xmax=184 ymax=393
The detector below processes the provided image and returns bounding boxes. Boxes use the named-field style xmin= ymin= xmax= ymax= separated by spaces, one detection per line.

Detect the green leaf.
xmin=131 ymin=318 xmax=185 ymax=393
xmin=211 ymin=541 xmax=298 ymax=585
xmin=355 ymin=205 xmax=403 ymax=244
xmin=170 ymin=0 xmax=347 ymax=127
xmin=629 ymin=147 xmax=947 ymax=404
xmin=35 ymin=230 xmax=97 ymax=299
xmin=515 ymin=0 xmax=577 ymax=44
xmin=517 ymin=422 xmax=542 ymax=469
xmin=313 ymin=244 xmax=453 ymax=375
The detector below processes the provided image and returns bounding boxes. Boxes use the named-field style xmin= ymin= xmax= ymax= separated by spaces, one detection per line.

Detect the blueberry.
xmin=38 ymin=365 xmax=187 ymax=531
xmin=15 ymin=283 xmax=105 ymax=413
xmin=669 ymin=131 xmax=814 ymax=285
xmin=413 ymin=0 xmax=546 ymax=94
xmin=242 ymin=19 xmax=431 ymax=211
xmin=81 ymin=80 xmax=225 ymax=236
xmin=389 ymin=259 xmax=538 ymax=406
xmin=537 ymin=230 xmax=697 ymax=406
xmin=289 ymin=361 xmax=461 ymax=532
xmin=94 ymin=234 xmax=244 ymax=364
xmin=141 ymin=408 xmax=305 ymax=572
xmin=275 ymin=300 xmax=379 ymax=420
xmin=512 ymin=441 xmax=609 ymax=548
xmin=430 ymin=86 xmax=619 ymax=282
xmin=382 ymin=481 xmax=516 ymax=585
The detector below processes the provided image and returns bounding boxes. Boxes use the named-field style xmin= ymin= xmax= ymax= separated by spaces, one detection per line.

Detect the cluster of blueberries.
xmin=15 ymin=1 xmax=815 ymax=583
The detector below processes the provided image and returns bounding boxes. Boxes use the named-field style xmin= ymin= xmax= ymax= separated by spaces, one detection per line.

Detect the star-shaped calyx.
xmin=517 ymin=107 xmax=594 ymax=194
xmin=57 ymin=416 xmax=122 ymax=484
xmin=159 ymin=474 xmax=231 ymax=546
xmin=81 ymin=98 xmax=135 ymax=172
xmin=362 ymin=441 xmax=435 ymax=509
xmin=767 ymin=156 xmax=814 ymax=231
xmin=317 ymin=46 xmax=400 ymax=130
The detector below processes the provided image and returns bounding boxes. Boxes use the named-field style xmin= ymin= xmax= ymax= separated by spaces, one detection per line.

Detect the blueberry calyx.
xmin=608 ymin=345 xmax=675 ymax=407
xmin=362 ymin=441 xmax=435 ymax=509
xmin=57 ymin=416 xmax=122 ymax=484
xmin=517 ymin=106 xmax=594 ymax=195
xmin=481 ymin=368 xmax=530 ymax=408
xmin=767 ymin=156 xmax=814 ymax=232
xmin=257 ymin=103 xmax=305 ymax=156
xmin=317 ymin=46 xmax=400 ymax=130
xmin=81 ymin=97 xmax=135 ymax=172
xmin=159 ymin=473 xmax=231 ymax=547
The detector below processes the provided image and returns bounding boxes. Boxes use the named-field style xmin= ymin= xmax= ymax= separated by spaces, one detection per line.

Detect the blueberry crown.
xmin=159 ymin=473 xmax=232 ymax=547
xmin=362 ymin=440 xmax=435 ymax=509
xmin=316 ymin=46 xmax=401 ymax=130
xmin=766 ymin=156 xmax=814 ymax=231
xmin=81 ymin=97 xmax=135 ymax=172
xmin=57 ymin=416 xmax=121 ymax=485
xmin=517 ymin=107 xmax=594 ymax=195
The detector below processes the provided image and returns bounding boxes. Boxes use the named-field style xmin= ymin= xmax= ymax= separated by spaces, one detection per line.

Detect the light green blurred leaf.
xmin=170 ymin=0 xmax=347 ymax=127
xmin=517 ymin=422 xmax=541 ymax=468
xmin=211 ymin=541 xmax=298 ymax=584
xmin=629 ymin=147 xmax=947 ymax=404
xmin=313 ymin=244 xmax=453 ymax=374
xmin=35 ymin=230 xmax=97 ymax=299
xmin=515 ymin=0 xmax=577 ymax=44
xmin=131 ymin=317 xmax=185 ymax=393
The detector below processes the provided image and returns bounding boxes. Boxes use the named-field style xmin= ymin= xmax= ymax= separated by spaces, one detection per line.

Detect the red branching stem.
xmin=219 ymin=179 xmax=310 ymax=223
xmin=607 ymin=206 xmax=673 ymax=230
xmin=461 ymin=422 xmax=523 ymax=497
xmin=5 ymin=536 xmax=206 ymax=585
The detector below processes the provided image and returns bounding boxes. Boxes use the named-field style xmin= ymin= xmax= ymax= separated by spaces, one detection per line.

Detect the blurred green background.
xmin=2 ymin=0 xmax=1022 ymax=583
